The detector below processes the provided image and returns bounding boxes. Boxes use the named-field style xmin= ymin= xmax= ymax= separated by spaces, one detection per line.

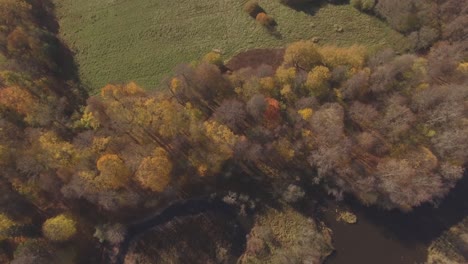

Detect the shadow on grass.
xmin=248 ymin=6 xmax=267 ymax=18
xmin=282 ymin=0 xmax=349 ymax=16
xmin=267 ymin=27 xmax=283 ymax=40
xmin=282 ymin=2 xmax=322 ymax=16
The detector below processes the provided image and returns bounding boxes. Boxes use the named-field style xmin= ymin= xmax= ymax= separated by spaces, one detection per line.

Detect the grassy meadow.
xmin=54 ymin=0 xmax=410 ymax=92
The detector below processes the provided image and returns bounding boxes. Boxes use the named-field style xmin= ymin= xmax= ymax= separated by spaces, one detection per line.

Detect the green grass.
xmin=55 ymin=0 xmax=409 ymax=93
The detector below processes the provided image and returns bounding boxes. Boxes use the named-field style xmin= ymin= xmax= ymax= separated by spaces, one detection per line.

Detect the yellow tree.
xmin=318 ymin=45 xmax=367 ymax=69
xmin=42 ymin=214 xmax=77 ymax=242
xmin=0 ymin=86 xmax=54 ymax=125
xmin=305 ymin=66 xmax=331 ymax=97
xmin=189 ymin=121 xmax=239 ymax=177
xmin=0 ymin=214 xmax=15 ymax=241
xmin=202 ymin=51 xmax=223 ymax=67
xmin=95 ymin=154 xmax=131 ymax=190
xmin=38 ymin=131 xmax=76 ymax=169
xmin=284 ymin=41 xmax=322 ymax=71
xmin=275 ymin=66 xmax=296 ymax=85
xmin=298 ymin=108 xmax=314 ymax=120
xmin=136 ymin=148 xmax=172 ymax=192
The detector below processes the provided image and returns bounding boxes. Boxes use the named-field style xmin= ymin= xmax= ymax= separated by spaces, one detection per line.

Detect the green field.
xmin=55 ymin=0 xmax=409 ymax=92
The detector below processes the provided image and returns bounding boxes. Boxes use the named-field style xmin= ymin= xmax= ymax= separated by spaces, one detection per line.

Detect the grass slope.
xmin=55 ymin=0 xmax=409 ymax=92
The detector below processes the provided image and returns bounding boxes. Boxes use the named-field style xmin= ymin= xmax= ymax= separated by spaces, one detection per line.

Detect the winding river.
xmin=104 ymin=196 xmax=242 ymax=264
xmin=103 ymin=169 xmax=467 ymax=264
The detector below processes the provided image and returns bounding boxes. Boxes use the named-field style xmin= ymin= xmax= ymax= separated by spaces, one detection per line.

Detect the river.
xmin=322 ymin=172 xmax=468 ymax=264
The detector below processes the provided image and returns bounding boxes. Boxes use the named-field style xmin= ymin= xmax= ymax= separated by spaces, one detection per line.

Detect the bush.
xmin=202 ymin=51 xmax=223 ymax=66
xmin=256 ymin=12 xmax=275 ymax=27
xmin=42 ymin=214 xmax=77 ymax=242
xmin=351 ymin=0 xmax=375 ymax=12
xmin=244 ymin=1 xmax=261 ymax=17
xmin=284 ymin=41 xmax=322 ymax=71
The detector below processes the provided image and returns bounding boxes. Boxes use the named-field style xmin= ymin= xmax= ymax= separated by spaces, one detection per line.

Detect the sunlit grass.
xmin=55 ymin=0 xmax=409 ymax=93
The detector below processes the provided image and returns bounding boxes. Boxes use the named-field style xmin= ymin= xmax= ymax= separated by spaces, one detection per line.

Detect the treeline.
xmin=351 ymin=0 xmax=467 ymax=50
xmin=0 ymin=0 xmax=87 ymax=263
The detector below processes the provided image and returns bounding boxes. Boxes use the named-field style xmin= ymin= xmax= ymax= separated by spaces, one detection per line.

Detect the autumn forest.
xmin=0 ymin=0 xmax=467 ymax=263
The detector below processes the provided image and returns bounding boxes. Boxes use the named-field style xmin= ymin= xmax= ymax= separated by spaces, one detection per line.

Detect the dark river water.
xmin=322 ymin=173 xmax=468 ymax=264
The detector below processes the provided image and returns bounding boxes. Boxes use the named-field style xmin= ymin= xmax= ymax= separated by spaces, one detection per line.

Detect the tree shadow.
xmin=247 ymin=5 xmax=266 ymax=19
xmin=282 ymin=2 xmax=322 ymax=16
xmin=267 ymin=27 xmax=283 ymax=40
xmin=43 ymin=0 xmax=89 ymax=106
xmin=282 ymin=0 xmax=349 ymax=16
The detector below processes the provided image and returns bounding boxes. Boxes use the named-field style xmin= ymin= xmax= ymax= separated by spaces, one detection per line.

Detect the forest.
xmin=0 ymin=0 xmax=467 ymax=263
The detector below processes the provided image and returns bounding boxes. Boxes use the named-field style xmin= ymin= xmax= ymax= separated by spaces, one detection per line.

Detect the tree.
xmin=136 ymin=148 xmax=172 ymax=192
xmin=244 ymin=1 xmax=262 ymax=17
xmin=375 ymin=0 xmax=420 ymax=33
xmin=247 ymin=94 xmax=266 ymax=121
xmin=202 ymin=51 xmax=223 ymax=67
xmin=432 ymin=128 xmax=468 ymax=164
xmin=0 ymin=213 xmax=15 ymax=240
xmin=256 ymin=13 xmax=275 ymax=28
xmin=0 ymin=0 xmax=32 ymax=32
xmin=284 ymin=41 xmax=322 ymax=71
xmin=264 ymin=97 xmax=281 ymax=127
xmin=340 ymin=69 xmax=369 ymax=100
xmin=42 ymin=214 xmax=77 ymax=242
xmin=213 ymin=99 xmax=247 ymax=133
xmin=297 ymin=108 xmax=313 ymax=120
xmin=379 ymin=97 xmax=416 ymax=140
xmin=95 ymin=154 xmax=131 ymax=190
xmin=37 ymin=131 xmax=76 ymax=169
xmin=11 ymin=239 xmax=56 ymax=264
xmin=305 ymin=66 xmax=331 ymax=97
xmin=351 ymin=0 xmax=375 ymax=11
xmin=318 ymin=45 xmax=367 ymax=69
xmin=376 ymin=158 xmax=443 ymax=210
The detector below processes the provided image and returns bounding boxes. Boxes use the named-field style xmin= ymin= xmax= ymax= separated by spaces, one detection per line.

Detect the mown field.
xmin=54 ymin=0 xmax=409 ymax=92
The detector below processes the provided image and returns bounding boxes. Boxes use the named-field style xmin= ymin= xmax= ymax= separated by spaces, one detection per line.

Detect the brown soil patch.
xmin=226 ymin=48 xmax=285 ymax=72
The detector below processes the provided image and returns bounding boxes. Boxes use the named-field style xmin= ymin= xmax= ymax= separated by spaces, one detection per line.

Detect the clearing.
xmin=54 ymin=0 xmax=409 ymax=92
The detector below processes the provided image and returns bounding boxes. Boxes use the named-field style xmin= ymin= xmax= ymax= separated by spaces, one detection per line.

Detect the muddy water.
xmin=322 ymin=173 xmax=468 ymax=264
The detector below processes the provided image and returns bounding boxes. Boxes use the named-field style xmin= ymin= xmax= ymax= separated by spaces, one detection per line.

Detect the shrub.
xmin=256 ymin=12 xmax=274 ymax=28
xmin=351 ymin=0 xmax=375 ymax=12
xmin=244 ymin=1 xmax=261 ymax=17
xmin=202 ymin=51 xmax=223 ymax=66
xmin=282 ymin=184 xmax=306 ymax=203
xmin=42 ymin=214 xmax=77 ymax=242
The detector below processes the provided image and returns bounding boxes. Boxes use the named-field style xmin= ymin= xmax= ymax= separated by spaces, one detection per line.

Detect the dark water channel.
xmin=105 ymin=170 xmax=467 ymax=264
xmin=105 ymin=196 xmax=243 ymax=264
xmin=322 ymin=173 xmax=468 ymax=264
